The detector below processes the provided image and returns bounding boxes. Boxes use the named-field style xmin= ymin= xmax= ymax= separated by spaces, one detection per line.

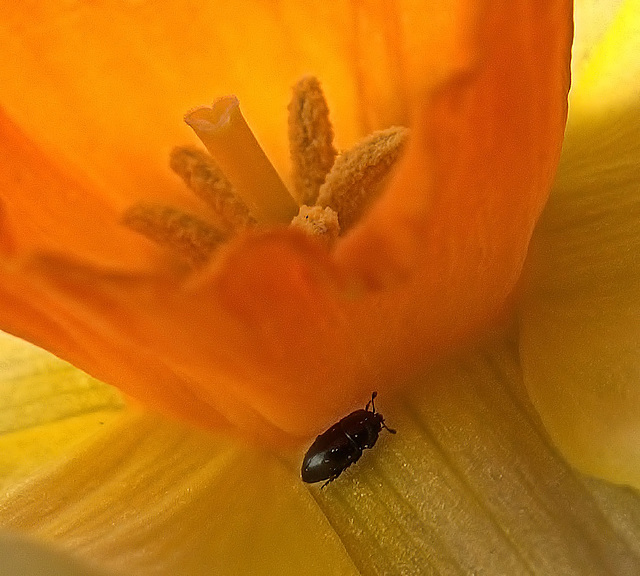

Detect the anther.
xmin=290 ymin=205 xmax=340 ymax=247
xmin=288 ymin=76 xmax=337 ymax=206
xmin=170 ymin=146 xmax=255 ymax=233
xmin=122 ymin=204 xmax=227 ymax=266
xmin=317 ymin=127 xmax=408 ymax=232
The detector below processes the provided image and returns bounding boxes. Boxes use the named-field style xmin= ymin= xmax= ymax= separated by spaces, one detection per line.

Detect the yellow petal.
xmin=571 ymin=0 xmax=625 ymax=82
xmin=0 ymin=332 xmax=124 ymax=488
xmin=519 ymin=100 xmax=640 ymax=487
xmin=0 ymin=531 xmax=110 ymax=576
xmin=519 ymin=0 xmax=640 ymax=488
xmin=0 ymin=343 xmax=121 ymax=494
xmin=0 ymin=413 xmax=360 ymax=576
xmin=571 ymin=0 xmax=640 ymax=115
xmin=2 ymin=338 xmax=640 ymax=574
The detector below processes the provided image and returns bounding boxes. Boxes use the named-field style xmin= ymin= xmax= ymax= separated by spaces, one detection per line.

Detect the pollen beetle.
xmin=301 ymin=392 xmax=396 ymax=488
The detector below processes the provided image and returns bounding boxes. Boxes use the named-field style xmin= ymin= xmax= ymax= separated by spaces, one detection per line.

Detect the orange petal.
xmin=0 ymin=1 xmax=389 ymax=195
xmin=337 ymin=1 xmax=572 ymax=336
xmin=0 ymin=270 xmax=234 ymax=435
xmin=1 ymin=235 xmax=357 ymax=441
xmin=0 ymin=3 xmax=573 ymax=442
xmin=0 ymin=109 xmax=161 ymax=269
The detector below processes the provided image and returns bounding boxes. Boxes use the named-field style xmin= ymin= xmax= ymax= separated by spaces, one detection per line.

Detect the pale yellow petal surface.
xmin=0 ymin=531 xmax=110 ymax=576
xmin=518 ymin=0 xmax=640 ymax=488
xmin=519 ymin=96 xmax=640 ymax=487
xmin=0 ymin=413 xmax=360 ymax=576
xmin=571 ymin=0 xmax=625 ymax=82
xmin=312 ymin=340 xmax=640 ymax=574
xmin=2 ymin=338 xmax=640 ymax=574
xmin=0 ymin=332 xmax=124 ymax=489
xmin=571 ymin=0 xmax=640 ymax=115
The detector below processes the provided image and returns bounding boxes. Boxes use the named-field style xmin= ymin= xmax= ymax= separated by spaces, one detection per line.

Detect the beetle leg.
xmin=320 ymin=474 xmax=340 ymax=489
xmin=381 ymin=417 xmax=396 ymax=434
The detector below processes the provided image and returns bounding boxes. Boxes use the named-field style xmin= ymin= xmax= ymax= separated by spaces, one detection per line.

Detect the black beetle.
xmin=301 ymin=392 xmax=396 ymax=488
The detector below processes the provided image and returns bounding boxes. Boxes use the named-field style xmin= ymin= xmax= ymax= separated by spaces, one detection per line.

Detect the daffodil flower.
xmin=0 ymin=1 xmax=639 ymax=574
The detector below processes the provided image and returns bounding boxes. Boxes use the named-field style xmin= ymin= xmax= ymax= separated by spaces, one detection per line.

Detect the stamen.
xmin=169 ymin=146 xmax=255 ymax=233
xmin=290 ymin=205 xmax=340 ymax=247
xmin=122 ymin=204 xmax=226 ymax=266
xmin=317 ymin=127 xmax=408 ymax=232
xmin=288 ymin=76 xmax=337 ymax=206
xmin=185 ymin=97 xmax=299 ymax=225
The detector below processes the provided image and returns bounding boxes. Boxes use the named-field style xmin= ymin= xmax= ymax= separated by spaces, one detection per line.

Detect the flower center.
xmin=123 ymin=77 xmax=408 ymax=265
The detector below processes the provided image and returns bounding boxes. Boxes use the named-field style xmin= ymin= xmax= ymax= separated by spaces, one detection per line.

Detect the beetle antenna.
xmin=366 ymin=391 xmax=378 ymax=413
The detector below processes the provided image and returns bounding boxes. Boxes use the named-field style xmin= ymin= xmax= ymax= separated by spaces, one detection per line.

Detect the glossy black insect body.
xmin=301 ymin=392 xmax=396 ymax=488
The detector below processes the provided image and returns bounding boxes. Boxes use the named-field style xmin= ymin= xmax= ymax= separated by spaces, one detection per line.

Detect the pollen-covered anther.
xmin=122 ymin=204 xmax=227 ymax=266
xmin=290 ymin=205 xmax=340 ymax=247
xmin=170 ymin=146 xmax=256 ymax=233
xmin=288 ymin=76 xmax=337 ymax=206
xmin=317 ymin=126 xmax=409 ymax=232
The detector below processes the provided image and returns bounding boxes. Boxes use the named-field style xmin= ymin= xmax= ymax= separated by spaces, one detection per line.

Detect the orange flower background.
xmin=1 ymin=0 xmax=640 ymax=573
xmin=0 ymin=1 xmax=571 ymax=443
